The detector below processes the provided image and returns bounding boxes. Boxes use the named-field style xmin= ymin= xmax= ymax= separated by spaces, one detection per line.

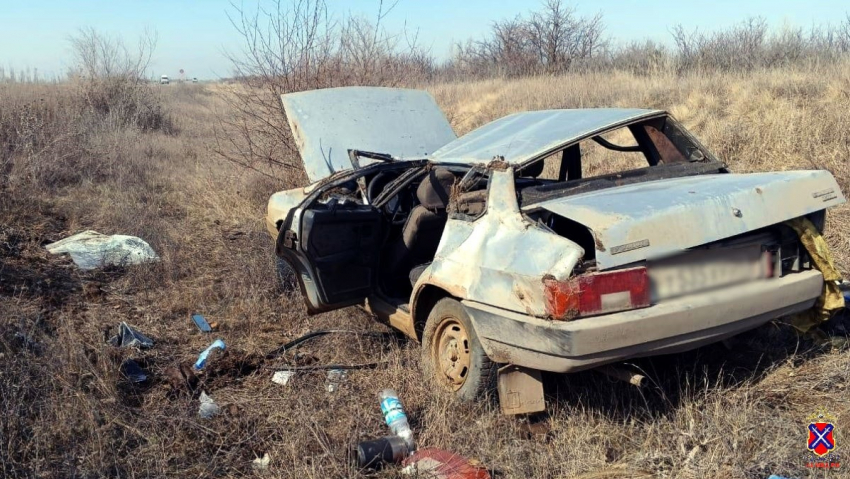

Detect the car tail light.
xmin=544 ymin=267 xmax=651 ymax=320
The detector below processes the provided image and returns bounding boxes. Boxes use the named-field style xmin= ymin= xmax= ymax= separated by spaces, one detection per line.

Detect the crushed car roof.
xmin=281 ymin=87 xmax=457 ymax=183
xmin=430 ymin=108 xmax=662 ymax=165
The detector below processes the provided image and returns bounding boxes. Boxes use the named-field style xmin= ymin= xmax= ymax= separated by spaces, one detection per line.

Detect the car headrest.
xmin=517 ymin=160 xmax=545 ymax=178
xmin=416 ymin=168 xmax=455 ymax=209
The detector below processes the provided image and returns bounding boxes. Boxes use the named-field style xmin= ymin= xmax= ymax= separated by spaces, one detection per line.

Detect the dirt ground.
xmin=2 ymin=69 xmax=850 ymax=478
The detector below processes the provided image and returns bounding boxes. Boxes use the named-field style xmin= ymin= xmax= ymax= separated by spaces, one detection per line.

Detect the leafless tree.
xmin=69 ymin=27 xmax=157 ymax=80
xmin=217 ymin=0 xmax=432 ymax=186
xmin=67 ymin=28 xmax=170 ymax=132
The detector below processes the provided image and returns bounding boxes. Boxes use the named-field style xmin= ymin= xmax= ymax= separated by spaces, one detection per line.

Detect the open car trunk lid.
xmin=527 ymin=170 xmax=845 ymax=270
xmin=281 ymin=87 xmax=456 ymax=183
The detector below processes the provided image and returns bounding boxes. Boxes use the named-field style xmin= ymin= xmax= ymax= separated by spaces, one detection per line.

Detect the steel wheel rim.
xmin=431 ymin=317 xmax=471 ymax=391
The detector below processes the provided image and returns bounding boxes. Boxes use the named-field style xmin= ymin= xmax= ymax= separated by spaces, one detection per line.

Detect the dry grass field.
xmin=2 ymin=64 xmax=850 ymax=478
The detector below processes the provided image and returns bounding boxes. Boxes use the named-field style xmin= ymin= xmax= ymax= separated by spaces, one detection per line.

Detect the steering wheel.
xmin=367 ymin=171 xmax=411 ymax=226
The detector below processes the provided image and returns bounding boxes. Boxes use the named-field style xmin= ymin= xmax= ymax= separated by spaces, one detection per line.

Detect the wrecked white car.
xmin=266 ymin=87 xmax=845 ymax=410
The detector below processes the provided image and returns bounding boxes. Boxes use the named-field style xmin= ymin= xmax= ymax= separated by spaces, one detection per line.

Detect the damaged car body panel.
xmin=267 ymin=86 xmax=846 ymax=403
xmin=430 ymin=108 xmax=662 ymax=165
xmin=412 ymin=168 xmax=583 ymax=319
xmin=266 ymin=188 xmax=309 ymax=238
xmin=463 ymin=268 xmax=824 ymax=372
xmin=281 ymin=87 xmax=456 ymax=183
xmin=527 ymin=170 xmax=845 ymax=270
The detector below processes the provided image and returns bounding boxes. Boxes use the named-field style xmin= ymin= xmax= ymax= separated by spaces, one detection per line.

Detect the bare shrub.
xmin=1 ymin=29 xmax=173 ymax=191
xmin=452 ymin=0 xmax=606 ymax=78
xmin=606 ymin=40 xmax=672 ymax=75
xmin=671 ymin=16 xmax=850 ymax=73
xmin=216 ymin=0 xmax=431 ymax=187
xmin=69 ymin=27 xmax=174 ymax=133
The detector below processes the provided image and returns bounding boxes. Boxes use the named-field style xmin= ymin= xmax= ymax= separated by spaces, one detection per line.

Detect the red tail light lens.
xmin=544 ymin=267 xmax=650 ymax=320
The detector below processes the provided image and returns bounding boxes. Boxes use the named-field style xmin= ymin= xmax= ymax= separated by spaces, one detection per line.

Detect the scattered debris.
xmin=194 ymin=339 xmax=226 ymax=370
xmin=252 ymin=452 xmax=271 ymax=470
xmin=325 ymin=368 xmax=346 ymax=392
xmin=165 ymin=363 xmax=199 ymax=395
xmin=379 ymin=388 xmax=414 ymax=449
xmin=208 ymin=321 xmax=220 ymax=331
xmin=271 ymin=370 xmax=295 ymax=386
xmin=191 ymin=313 xmax=211 ymax=333
xmin=120 ymin=359 xmax=148 ymax=383
xmin=354 ymin=435 xmax=410 ymax=469
xmin=12 ymin=331 xmax=41 ymax=353
xmin=401 ymin=448 xmax=490 ymax=479
xmin=225 ymin=229 xmax=246 ymax=241
xmin=108 ymin=322 xmax=154 ymax=349
xmin=517 ymin=415 xmax=552 ymax=441
xmin=596 ymin=365 xmax=646 ymax=387
xmin=199 ymin=350 xmax=264 ymax=389
xmin=45 ymin=230 xmax=158 ymax=270
xmin=265 ymin=329 xmax=393 ymax=360
xmin=264 ymin=329 xmax=393 ymax=373
xmin=198 ymin=391 xmax=220 ymax=418
xmin=83 ymin=282 xmax=105 ymax=300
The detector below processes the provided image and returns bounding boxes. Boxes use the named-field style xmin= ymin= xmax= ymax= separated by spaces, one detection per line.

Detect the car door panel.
xmin=298 ymin=203 xmax=382 ymax=306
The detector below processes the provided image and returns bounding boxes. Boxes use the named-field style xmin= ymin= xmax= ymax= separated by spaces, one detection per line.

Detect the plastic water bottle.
xmin=193 ymin=339 xmax=226 ymax=370
xmin=378 ymin=389 xmax=414 ymax=450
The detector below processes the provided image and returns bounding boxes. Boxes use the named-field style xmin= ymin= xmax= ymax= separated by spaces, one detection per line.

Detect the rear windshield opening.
xmin=516 ymin=115 xmax=726 ymax=207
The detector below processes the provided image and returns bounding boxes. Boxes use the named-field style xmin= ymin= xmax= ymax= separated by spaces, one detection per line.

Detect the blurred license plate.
xmin=648 ymin=245 xmax=770 ymax=301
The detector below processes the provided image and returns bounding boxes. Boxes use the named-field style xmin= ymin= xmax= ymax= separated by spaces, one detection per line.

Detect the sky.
xmin=1 ymin=0 xmax=848 ymax=80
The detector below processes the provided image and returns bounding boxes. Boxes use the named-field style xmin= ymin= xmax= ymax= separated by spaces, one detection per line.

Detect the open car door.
xmin=275 ymin=87 xmax=456 ymax=313
xmin=278 ymin=198 xmax=382 ymax=314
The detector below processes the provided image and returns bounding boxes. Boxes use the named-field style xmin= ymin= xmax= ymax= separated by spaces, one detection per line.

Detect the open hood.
xmin=281 ymin=87 xmax=456 ymax=183
xmin=527 ymin=170 xmax=845 ymax=270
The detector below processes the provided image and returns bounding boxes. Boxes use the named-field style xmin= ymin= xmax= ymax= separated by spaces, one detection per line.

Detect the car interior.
xmin=298 ymin=115 xmax=726 ymax=309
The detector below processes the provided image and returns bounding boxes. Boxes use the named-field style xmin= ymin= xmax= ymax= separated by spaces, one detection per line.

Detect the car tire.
xmin=421 ymin=298 xmax=497 ymax=401
xmin=275 ymin=257 xmax=298 ymax=294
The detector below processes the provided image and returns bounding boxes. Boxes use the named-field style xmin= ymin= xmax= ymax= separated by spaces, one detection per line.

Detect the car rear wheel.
xmin=421 ymin=298 xmax=496 ymax=401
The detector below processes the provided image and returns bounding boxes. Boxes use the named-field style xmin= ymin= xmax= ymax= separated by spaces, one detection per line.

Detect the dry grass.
xmin=1 ymin=67 xmax=849 ymax=479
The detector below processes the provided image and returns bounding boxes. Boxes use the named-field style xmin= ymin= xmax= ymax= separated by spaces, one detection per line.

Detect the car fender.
xmin=411 ymin=168 xmax=584 ymax=324
xmin=266 ymin=186 xmax=310 ymax=239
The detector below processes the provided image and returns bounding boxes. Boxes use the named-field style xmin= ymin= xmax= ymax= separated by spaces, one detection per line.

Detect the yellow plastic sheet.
xmin=785 ymin=217 xmax=845 ymax=333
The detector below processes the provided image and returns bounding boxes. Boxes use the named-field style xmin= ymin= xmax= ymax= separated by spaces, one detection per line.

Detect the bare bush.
xmin=69 ymin=27 xmax=173 ymax=132
xmin=217 ymin=0 xmax=431 ymax=187
xmin=452 ymin=0 xmax=606 ymax=77
xmin=605 ymin=40 xmax=672 ymax=75
xmin=1 ymin=29 xmax=174 ymax=191
xmin=671 ymin=15 xmax=850 ymax=73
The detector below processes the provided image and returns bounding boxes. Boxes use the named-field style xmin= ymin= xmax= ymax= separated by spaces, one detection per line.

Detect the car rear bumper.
xmin=463 ymin=269 xmax=823 ymax=373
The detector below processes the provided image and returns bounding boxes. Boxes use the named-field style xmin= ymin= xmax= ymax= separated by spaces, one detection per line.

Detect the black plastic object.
xmin=353 ymin=435 xmax=409 ymax=469
xmin=120 ymin=359 xmax=148 ymax=383
xmin=265 ymin=329 xmax=392 ymax=361
xmin=191 ymin=314 xmax=211 ymax=333
xmin=108 ymin=322 xmax=154 ymax=348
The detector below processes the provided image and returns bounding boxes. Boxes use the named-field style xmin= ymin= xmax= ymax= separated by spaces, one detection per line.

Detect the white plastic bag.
xmin=45 ymin=230 xmax=158 ymax=270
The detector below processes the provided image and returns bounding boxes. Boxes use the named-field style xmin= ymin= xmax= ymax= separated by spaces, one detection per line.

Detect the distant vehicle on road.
xmin=160 ymin=75 xmax=169 ymax=85
xmin=192 ymin=77 xmax=198 ymax=83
